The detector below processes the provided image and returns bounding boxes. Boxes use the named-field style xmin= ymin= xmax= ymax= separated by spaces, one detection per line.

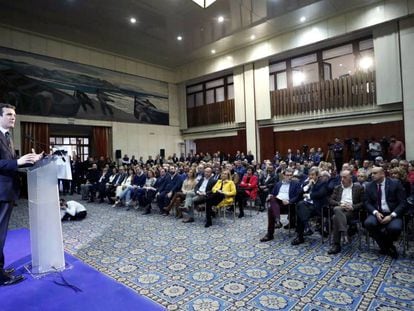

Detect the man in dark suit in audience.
xmin=159 ymin=165 xmax=183 ymax=215
xmin=0 ymin=103 xmax=43 ymax=286
xmin=327 ymin=169 xmax=364 ymax=254
xmin=364 ymin=166 xmax=406 ymax=258
xmin=260 ymin=168 xmax=302 ymax=242
xmin=291 ymin=167 xmax=329 ymax=245
xmin=182 ymin=167 xmax=216 ymax=224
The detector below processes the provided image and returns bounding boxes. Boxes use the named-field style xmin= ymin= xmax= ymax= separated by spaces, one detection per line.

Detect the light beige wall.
xmin=0 ymin=25 xmax=184 ymax=159
xmin=175 ymin=0 xmax=413 ymax=83
xmin=0 ymin=25 xmax=174 ymax=82
xmin=243 ymin=64 xmax=257 ymax=159
xmin=233 ymin=66 xmax=246 ymax=124
xmin=374 ymin=22 xmax=402 ymax=105
xmin=254 ymin=59 xmax=271 ymax=121
xmin=400 ymin=16 xmax=414 ymax=160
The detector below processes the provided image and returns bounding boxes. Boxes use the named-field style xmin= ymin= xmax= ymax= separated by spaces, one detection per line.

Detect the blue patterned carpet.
xmin=9 ymin=194 xmax=414 ymax=311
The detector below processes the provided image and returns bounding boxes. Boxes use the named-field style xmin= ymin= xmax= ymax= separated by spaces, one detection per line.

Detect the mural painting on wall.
xmin=0 ymin=47 xmax=169 ymax=125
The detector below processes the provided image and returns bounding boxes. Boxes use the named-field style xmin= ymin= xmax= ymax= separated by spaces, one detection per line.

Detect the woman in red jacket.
xmin=236 ymin=166 xmax=258 ymax=218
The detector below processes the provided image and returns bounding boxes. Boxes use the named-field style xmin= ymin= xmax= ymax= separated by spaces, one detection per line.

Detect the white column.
xmin=254 ymin=59 xmax=271 ymax=120
xmin=176 ymin=82 xmax=187 ymax=129
xmin=400 ymin=17 xmax=414 ymax=160
xmin=374 ymin=22 xmax=402 ymax=105
xmin=233 ymin=66 xmax=246 ymax=123
xmin=243 ymin=63 xmax=258 ymax=160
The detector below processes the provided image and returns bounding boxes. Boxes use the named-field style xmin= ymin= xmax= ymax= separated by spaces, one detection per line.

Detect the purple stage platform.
xmin=1 ymin=229 xmax=165 ymax=311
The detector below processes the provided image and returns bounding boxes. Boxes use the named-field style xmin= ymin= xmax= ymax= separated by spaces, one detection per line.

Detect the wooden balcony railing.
xmin=271 ymin=71 xmax=376 ymax=117
xmin=187 ymin=99 xmax=235 ymax=127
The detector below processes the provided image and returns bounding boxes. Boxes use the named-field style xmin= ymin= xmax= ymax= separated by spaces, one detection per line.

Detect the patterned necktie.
xmin=377 ymin=183 xmax=382 ymax=212
xmin=4 ymin=131 xmax=14 ymax=153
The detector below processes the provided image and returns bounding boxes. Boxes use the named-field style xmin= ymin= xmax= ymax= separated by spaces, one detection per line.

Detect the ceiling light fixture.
xmin=211 ymin=49 xmax=216 ymax=54
xmin=130 ymin=17 xmax=137 ymax=24
xmin=250 ymin=34 xmax=256 ymax=40
xmin=177 ymin=36 xmax=183 ymax=41
xmin=192 ymin=0 xmax=216 ymax=8
xmin=300 ymin=16 xmax=306 ymax=22
xmin=218 ymin=16 xmax=224 ymax=23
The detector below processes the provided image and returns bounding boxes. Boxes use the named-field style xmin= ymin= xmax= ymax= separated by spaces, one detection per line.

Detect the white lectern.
xmin=26 ymin=155 xmax=70 ymax=274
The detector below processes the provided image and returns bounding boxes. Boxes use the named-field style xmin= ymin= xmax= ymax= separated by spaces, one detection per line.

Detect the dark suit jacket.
xmin=271 ymin=180 xmax=302 ymax=204
xmin=364 ymin=178 xmax=406 ymax=217
xmin=259 ymin=173 xmax=278 ymax=192
xmin=307 ymin=179 xmax=329 ymax=209
xmin=159 ymin=173 xmax=182 ymax=194
xmin=194 ymin=177 xmax=217 ymax=195
xmin=0 ymin=131 xmax=19 ymax=201
xmin=329 ymin=183 xmax=364 ymax=212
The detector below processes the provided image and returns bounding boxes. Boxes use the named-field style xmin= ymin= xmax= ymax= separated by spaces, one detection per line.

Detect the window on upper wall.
xmin=269 ymin=37 xmax=374 ymax=90
xmin=323 ymin=44 xmax=354 ymax=79
xmin=292 ymin=53 xmax=319 ymax=86
xmin=269 ymin=61 xmax=287 ymax=91
xmin=358 ymin=38 xmax=374 ymax=72
xmin=186 ymin=75 xmax=233 ymax=107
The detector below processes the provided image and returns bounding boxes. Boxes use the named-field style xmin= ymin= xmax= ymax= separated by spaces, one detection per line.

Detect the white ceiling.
xmin=0 ymin=0 xmax=382 ymax=69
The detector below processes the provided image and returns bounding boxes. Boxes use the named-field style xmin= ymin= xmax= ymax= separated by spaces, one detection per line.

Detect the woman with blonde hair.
xmin=204 ymin=170 xmax=236 ymax=227
xmin=163 ymin=168 xmax=197 ymax=218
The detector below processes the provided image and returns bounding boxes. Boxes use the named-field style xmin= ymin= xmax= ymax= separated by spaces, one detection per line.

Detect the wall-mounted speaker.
xmin=160 ymin=149 xmax=165 ymax=158
xmin=115 ymin=149 xmax=122 ymax=159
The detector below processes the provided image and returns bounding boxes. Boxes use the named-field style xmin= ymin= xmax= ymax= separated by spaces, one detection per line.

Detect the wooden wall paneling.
xmin=272 ymin=121 xmax=404 ymax=163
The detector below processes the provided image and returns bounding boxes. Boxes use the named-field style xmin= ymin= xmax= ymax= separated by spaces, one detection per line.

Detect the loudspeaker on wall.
xmin=115 ymin=149 xmax=122 ymax=159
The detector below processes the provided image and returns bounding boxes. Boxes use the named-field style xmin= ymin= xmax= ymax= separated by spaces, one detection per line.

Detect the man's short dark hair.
xmin=0 ymin=103 xmax=16 ymax=116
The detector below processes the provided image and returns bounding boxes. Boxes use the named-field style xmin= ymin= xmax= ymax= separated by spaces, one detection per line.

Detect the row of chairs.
xmin=166 ymin=195 xmax=413 ymax=256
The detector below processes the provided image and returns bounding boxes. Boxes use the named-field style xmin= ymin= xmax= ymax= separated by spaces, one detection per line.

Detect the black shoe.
xmin=238 ymin=213 xmax=244 ymax=218
xmin=182 ymin=218 xmax=194 ymax=223
xmin=275 ymin=221 xmax=283 ymax=229
xmin=0 ymin=274 xmax=24 ymax=286
xmin=204 ymin=222 xmax=212 ymax=228
xmin=347 ymin=224 xmax=358 ymax=237
xmin=304 ymin=228 xmax=314 ymax=236
xmin=291 ymin=236 xmax=305 ymax=245
xmin=3 ymin=268 xmax=15 ymax=275
xmin=260 ymin=235 xmax=274 ymax=242
xmin=283 ymin=223 xmax=295 ymax=230
xmin=388 ymin=245 xmax=399 ymax=259
xmin=142 ymin=210 xmax=151 ymax=215
xmin=379 ymin=248 xmax=388 ymax=255
xmin=258 ymin=206 xmax=265 ymax=212
xmin=98 ymin=199 xmax=104 ymax=203
xmin=327 ymin=244 xmax=341 ymax=255
xmin=226 ymin=207 xmax=234 ymax=212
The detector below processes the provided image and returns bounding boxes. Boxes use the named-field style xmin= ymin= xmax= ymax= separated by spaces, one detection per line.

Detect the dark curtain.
xmin=91 ymin=126 xmax=112 ymax=159
xmin=20 ymin=122 xmax=49 ymax=155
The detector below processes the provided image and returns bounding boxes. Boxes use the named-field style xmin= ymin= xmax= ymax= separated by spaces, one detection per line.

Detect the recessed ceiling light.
xmin=339 ymin=63 xmax=343 ymax=67
xmin=211 ymin=49 xmax=216 ymax=54
xmin=177 ymin=36 xmax=183 ymax=41
xmin=300 ymin=16 xmax=306 ymax=22
xmin=250 ymin=35 xmax=256 ymax=40
xmin=130 ymin=17 xmax=137 ymax=24
xmin=218 ymin=16 xmax=224 ymax=23
xmin=226 ymin=56 xmax=232 ymax=60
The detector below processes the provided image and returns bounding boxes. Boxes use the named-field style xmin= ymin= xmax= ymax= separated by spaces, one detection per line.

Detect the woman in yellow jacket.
xmin=205 ymin=170 xmax=236 ymax=227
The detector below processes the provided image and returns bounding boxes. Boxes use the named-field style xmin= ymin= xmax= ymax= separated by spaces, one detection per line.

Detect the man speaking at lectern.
xmin=0 ymin=103 xmax=44 ymax=286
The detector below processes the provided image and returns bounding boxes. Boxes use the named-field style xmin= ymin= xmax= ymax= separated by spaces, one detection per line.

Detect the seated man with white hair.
xmin=327 ymin=170 xmax=364 ymax=254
